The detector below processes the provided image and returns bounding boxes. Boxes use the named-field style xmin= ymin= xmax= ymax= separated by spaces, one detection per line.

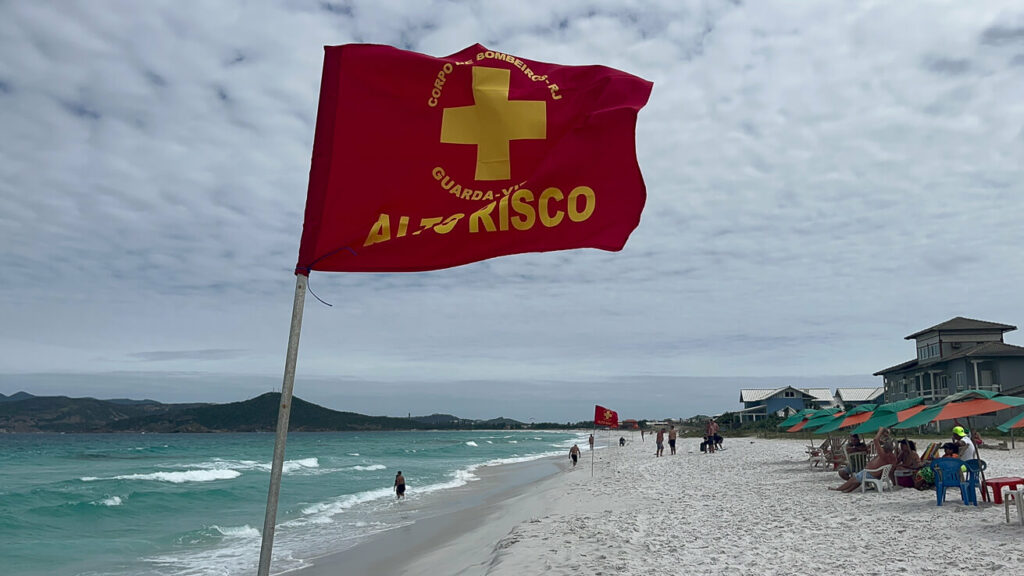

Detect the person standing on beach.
xmin=655 ymin=428 xmax=665 ymax=457
xmin=589 ymin=434 xmax=595 ymax=451
xmin=569 ymin=444 xmax=581 ymax=467
xmin=668 ymin=426 xmax=678 ymax=455
xmin=705 ymin=419 xmax=719 ymax=453
xmin=394 ymin=471 xmax=406 ymax=499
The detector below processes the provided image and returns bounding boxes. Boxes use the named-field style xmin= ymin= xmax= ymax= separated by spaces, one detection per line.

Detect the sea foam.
xmin=82 ymin=469 xmax=242 ymax=483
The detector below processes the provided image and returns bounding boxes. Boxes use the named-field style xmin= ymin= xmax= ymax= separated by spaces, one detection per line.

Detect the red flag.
xmin=595 ymin=405 xmax=618 ymax=428
xmin=296 ymin=44 xmax=653 ymax=273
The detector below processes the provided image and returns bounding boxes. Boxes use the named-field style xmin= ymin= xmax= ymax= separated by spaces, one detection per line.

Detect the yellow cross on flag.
xmin=440 ymin=66 xmax=546 ymax=181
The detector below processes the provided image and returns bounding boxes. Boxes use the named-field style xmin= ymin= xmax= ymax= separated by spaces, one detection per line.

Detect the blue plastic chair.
xmin=931 ymin=457 xmax=976 ymax=506
xmin=962 ymin=459 xmax=986 ymax=506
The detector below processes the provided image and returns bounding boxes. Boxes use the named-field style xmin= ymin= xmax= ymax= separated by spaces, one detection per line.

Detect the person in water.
xmin=394 ymin=471 xmax=406 ymax=499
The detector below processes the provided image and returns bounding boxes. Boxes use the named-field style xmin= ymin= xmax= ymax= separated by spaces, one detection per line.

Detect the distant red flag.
xmin=595 ymin=405 xmax=618 ymax=428
xmin=296 ymin=43 xmax=653 ymax=274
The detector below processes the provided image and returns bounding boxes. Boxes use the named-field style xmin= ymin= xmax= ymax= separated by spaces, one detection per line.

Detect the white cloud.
xmin=2 ymin=0 xmax=1024 ymax=419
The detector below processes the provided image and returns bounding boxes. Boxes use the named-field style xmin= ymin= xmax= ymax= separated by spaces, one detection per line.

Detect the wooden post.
xmin=256 ymin=274 xmax=307 ymax=576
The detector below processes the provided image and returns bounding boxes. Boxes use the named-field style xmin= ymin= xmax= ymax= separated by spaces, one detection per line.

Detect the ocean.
xmin=0 ymin=430 xmax=584 ymax=576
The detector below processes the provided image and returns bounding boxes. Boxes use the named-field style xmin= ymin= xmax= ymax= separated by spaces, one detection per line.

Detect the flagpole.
xmin=257 ymin=274 xmax=308 ymax=576
xmin=591 ymin=425 xmax=596 ymax=477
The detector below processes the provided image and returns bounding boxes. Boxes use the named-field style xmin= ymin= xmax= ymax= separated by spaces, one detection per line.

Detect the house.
xmin=875 ymin=317 xmax=1024 ymax=404
xmin=834 ymin=387 xmax=883 ymax=409
xmin=737 ymin=386 xmax=834 ymax=423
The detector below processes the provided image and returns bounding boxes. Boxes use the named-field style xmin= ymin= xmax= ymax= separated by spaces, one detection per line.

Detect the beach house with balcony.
xmin=875 ymin=317 xmax=1024 ymax=403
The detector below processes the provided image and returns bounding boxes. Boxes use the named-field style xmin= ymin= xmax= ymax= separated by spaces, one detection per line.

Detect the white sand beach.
xmin=297 ymin=437 xmax=1024 ymax=575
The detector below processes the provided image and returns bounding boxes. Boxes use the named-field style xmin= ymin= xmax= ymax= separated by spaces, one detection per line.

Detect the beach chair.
xmin=845 ymin=448 xmax=868 ymax=475
xmin=824 ymin=438 xmax=848 ymax=471
xmin=919 ymin=442 xmax=940 ymax=462
xmin=808 ymin=438 xmax=831 ymax=468
xmin=1004 ymin=487 xmax=1024 ymax=525
xmin=931 ymin=458 xmax=974 ymax=506
xmin=860 ymin=464 xmax=893 ymax=493
xmin=961 ymin=459 xmax=985 ymax=506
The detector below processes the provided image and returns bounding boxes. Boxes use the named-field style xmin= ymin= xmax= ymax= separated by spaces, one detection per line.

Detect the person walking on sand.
xmin=394 ymin=471 xmax=406 ymax=499
xmin=655 ymin=428 xmax=665 ymax=457
xmin=569 ymin=444 xmax=581 ymax=467
xmin=589 ymin=434 xmax=595 ymax=451
xmin=668 ymin=425 xmax=678 ymax=455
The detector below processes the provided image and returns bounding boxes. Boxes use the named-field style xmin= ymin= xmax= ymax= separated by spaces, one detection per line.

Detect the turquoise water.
xmin=0 ymin=430 xmax=582 ymax=576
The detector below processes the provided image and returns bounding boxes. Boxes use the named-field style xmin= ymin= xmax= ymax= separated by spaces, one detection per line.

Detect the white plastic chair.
xmin=860 ymin=464 xmax=893 ymax=493
xmin=1004 ymin=487 xmax=1024 ymax=525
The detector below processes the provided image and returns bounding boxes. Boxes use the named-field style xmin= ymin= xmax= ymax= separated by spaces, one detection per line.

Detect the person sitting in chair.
xmin=913 ymin=442 xmax=955 ymax=490
xmin=847 ymin=433 xmax=868 ymax=454
xmin=891 ymin=439 xmax=921 ymax=485
xmin=895 ymin=439 xmax=921 ymax=470
xmin=838 ymin=433 xmax=873 ymax=480
xmin=830 ymin=427 xmax=897 ymax=493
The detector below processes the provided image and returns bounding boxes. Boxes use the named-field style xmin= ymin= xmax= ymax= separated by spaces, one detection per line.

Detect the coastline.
xmin=291 ymin=449 xmax=576 ymax=576
xmin=292 ymin=437 xmax=1024 ymax=576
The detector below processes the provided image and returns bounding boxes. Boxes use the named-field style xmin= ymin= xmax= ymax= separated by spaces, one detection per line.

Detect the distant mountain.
xmin=105 ymin=398 xmax=163 ymax=406
xmin=411 ymin=413 xmax=461 ymax=425
xmin=0 ymin=393 xmax=528 ymax=433
xmin=0 ymin=391 xmax=36 ymax=403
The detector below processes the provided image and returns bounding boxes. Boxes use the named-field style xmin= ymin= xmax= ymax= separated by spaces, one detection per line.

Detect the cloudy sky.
xmin=2 ymin=0 xmax=1024 ymax=422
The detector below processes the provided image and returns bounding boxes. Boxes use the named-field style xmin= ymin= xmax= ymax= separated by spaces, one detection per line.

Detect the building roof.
xmin=739 ymin=387 xmax=833 ymax=403
xmin=905 ymin=316 xmax=1016 ymax=340
xmin=804 ymin=388 xmax=834 ymax=402
xmin=873 ymin=341 xmax=1024 ymax=376
xmin=835 ymin=387 xmax=884 ymax=402
xmin=873 ymin=358 xmax=919 ymax=376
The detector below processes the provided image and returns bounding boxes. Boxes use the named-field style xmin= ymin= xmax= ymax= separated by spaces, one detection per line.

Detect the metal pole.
xmin=591 ymin=426 xmax=595 ymax=477
xmin=257 ymin=274 xmax=308 ymax=576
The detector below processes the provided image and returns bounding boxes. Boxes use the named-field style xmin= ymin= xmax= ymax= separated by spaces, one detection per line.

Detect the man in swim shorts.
xmin=569 ymin=444 xmax=581 ymax=467
xmin=394 ymin=471 xmax=406 ymax=499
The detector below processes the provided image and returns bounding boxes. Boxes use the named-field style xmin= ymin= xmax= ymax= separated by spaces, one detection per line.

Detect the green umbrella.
xmin=894 ymin=394 xmax=1024 ymax=430
xmin=849 ymin=397 xmax=927 ymax=435
xmin=813 ymin=403 xmax=878 ymax=434
xmin=935 ymin=389 xmax=1000 ymax=404
xmin=785 ymin=407 xmax=841 ymax=432
xmin=802 ymin=410 xmax=847 ymax=432
xmin=778 ymin=408 xmax=817 ymax=429
xmin=997 ymin=411 xmax=1024 ymax=432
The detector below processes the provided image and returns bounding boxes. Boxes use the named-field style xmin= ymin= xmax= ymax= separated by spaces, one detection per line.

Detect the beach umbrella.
xmin=849 ymin=398 xmax=927 ymax=435
xmin=785 ymin=407 xmax=840 ymax=432
xmin=996 ymin=411 xmax=1024 ymax=432
xmin=779 ymin=409 xmax=817 ymax=429
xmin=893 ymin=394 xmax=1024 ymax=430
xmin=812 ymin=403 xmax=878 ymax=434
xmin=802 ymin=410 xmax=847 ymax=432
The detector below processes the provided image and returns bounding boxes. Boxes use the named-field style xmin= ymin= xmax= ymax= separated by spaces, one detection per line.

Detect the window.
xmin=954 ymin=372 xmax=965 ymax=392
xmin=784 ymin=390 xmax=795 ymax=398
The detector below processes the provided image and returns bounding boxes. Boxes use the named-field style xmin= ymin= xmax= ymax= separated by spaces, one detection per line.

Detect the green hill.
xmin=0 ymin=392 xmax=527 ymax=433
